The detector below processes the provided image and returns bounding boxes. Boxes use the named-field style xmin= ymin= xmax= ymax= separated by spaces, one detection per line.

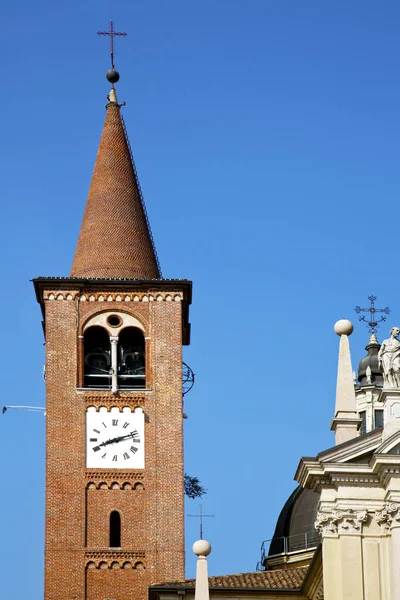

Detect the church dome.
xmin=268 ymin=486 xmax=320 ymax=556
xmin=357 ymin=333 xmax=383 ymax=386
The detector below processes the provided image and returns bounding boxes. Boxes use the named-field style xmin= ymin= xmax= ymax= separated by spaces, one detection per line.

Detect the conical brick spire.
xmin=71 ymin=95 xmax=161 ymax=279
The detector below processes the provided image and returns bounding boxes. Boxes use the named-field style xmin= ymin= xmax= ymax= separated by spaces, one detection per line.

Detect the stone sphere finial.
xmin=193 ymin=540 xmax=211 ymax=557
xmin=334 ymin=319 xmax=354 ymax=337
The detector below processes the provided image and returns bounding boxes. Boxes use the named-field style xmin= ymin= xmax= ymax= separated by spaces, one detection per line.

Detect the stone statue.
xmin=366 ymin=365 xmax=372 ymax=385
xmin=378 ymin=327 xmax=400 ymax=388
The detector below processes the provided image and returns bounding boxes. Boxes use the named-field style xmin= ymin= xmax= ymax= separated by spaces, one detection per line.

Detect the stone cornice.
xmin=297 ymin=450 xmax=400 ymax=492
xmin=330 ymin=414 xmax=362 ymax=432
xmin=369 ymin=454 xmax=400 ymax=487
xmin=295 ymin=430 xmax=386 ymax=491
xmin=296 ymin=458 xmax=378 ymax=491
xmin=295 ymin=458 xmax=324 ymax=490
xmin=295 ymin=433 xmax=381 ymax=486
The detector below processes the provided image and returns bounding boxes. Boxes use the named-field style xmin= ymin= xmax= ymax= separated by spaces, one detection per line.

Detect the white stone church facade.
xmin=153 ymin=319 xmax=400 ymax=600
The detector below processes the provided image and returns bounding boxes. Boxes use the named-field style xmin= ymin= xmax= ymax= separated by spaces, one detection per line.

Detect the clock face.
xmin=86 ymin=406 xmax=144 ymax=469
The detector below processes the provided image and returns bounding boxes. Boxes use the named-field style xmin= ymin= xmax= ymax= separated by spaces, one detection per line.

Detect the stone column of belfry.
xmin=330 ymin=319 xmax=362 ymax=444
xmin=110 ymin=336 xmax=118 ymax=393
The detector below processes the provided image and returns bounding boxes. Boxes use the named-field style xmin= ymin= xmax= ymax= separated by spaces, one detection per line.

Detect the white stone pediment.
xmin=375 ymin=429 xmax=400 ymax=455
xmin=295 ymin=430 xmax=385 ymax=490
xmin=319 ymin=430 xmax=382 ymax=464
xmin=297 ymin=428 xmax=382 ymax=473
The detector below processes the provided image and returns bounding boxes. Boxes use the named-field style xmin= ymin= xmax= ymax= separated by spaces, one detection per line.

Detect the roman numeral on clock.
xmin=112 ymin=455 xmax=117 ymax=461
xmin=130 ymin=446 xmax=138 ymax=454
xmin=123 ymin=452 xmax=130 ymax=460
xmin=112 ymin=419 xmax=118 ymax=426
xmin=123 ymin=422 xmax=129 ymax=429
xmin=130 ymin=430 xmax=140 ymax=442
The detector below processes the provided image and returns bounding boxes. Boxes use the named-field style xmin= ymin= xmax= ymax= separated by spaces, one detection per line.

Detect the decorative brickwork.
xmin=70 ymin=103 xmax=160 ymax=280
xmin=42 ymin=281 xmax=188 ymax=600
xmin=44 ymin=291 xmax=183 ymax=302
xmin=84 ymin=398 xmax=146 ymax=409
xmin=86 ymin=565 xmax=148 ymax=600
xmin=85 ymin=551 xmax=146 ymax=568
xmin=85 ymin=471 xmax=145 ymax=489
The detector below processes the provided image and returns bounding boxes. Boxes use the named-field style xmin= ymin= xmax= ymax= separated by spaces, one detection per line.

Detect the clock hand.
xmin=112 ymin=432 xmax=139 ymax=444
xmin=94 ymin=432 xmax=139 ymax=450
xmin=100 ymin=436 xmax=120 ymax=447
xmin=91 ymin=437 xmax=121 ymax=453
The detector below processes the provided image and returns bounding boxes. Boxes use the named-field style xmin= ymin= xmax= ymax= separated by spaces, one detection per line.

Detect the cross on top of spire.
xmin=97 ymin=20 xmax=127 ymax=69
xmin=355 ymin=295 xmax=390 ymax=334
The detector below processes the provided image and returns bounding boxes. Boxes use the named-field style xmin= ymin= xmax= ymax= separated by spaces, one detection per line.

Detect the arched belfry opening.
xmin=118 ymin=327 xmax=145 ymax=389
xmin=83 ymin=320 xmax=145 ymax=390
xmin=84 ymin=326 xmax=111 ymax=388
xmin=109 ymin=511 xmax=121 ymax=548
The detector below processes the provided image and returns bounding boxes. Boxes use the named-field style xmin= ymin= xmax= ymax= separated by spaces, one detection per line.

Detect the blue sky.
xmin=2 ymin=0 xmax=400 ymax=597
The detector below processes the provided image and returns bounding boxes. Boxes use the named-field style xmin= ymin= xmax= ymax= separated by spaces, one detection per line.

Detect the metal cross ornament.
xmin=97 ymin=20 xmax=127 ymax=69
xmin=188 ymin=504 xmax=215 ymax=540
xmin=355 ymin=295 xmax=390 ymax=334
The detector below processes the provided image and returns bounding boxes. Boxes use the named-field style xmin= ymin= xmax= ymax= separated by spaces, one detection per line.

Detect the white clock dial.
xmin=86 ymin=406 xmax=144 ymax=469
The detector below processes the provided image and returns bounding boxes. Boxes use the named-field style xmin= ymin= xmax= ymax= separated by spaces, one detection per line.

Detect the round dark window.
xmin=107 ymin=314 xmax=122 ymax=328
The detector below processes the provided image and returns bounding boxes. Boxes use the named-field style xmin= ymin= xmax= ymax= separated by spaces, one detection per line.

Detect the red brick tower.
xmin=34 ymin=73 xmax=191 ymax=600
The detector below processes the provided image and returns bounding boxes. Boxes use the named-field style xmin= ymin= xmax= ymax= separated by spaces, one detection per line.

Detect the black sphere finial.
xmin=106 ymin=69 xmax=120 ymax=84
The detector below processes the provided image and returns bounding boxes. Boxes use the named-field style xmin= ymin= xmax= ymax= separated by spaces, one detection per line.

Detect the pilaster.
xmin=381 ymin=389 xmax=400 ymax=440
xmin=375 ymin=502 xmax=400 ymax=598
xmin=316 ymin=508 xmax=367 ymax=600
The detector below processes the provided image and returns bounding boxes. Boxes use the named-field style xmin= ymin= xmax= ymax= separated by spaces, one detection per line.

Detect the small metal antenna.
xmin=188 ymin=504 xmax=215 ymax=540
xmin=2 ymin=405 xmax=46 ymax=415
xmin=97 ymin=20 xmax=127 ymax=69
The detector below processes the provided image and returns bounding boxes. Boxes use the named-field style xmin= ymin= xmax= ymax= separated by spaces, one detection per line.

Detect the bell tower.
xmin=34 ymin=35 xmax=191 ymax=600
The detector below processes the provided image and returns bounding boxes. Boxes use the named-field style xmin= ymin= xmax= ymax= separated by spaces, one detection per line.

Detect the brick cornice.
xmin=33 ymin=277 xmax=192 ymax=345
xmin=85 ymin=550 xmax=146 ymax=569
